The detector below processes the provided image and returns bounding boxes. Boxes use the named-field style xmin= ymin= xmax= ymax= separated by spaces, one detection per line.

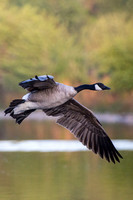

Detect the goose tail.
xmin=4 ymin=99 xmax=35 ymax=124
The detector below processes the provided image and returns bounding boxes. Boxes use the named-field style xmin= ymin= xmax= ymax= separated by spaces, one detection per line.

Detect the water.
xmin=0 ymin=140 xmax=133 ymax=152
xmin=0 ymin=120 xmax=133 ymax=200
xmin=0 ymin=151 xmax=133 ymax=200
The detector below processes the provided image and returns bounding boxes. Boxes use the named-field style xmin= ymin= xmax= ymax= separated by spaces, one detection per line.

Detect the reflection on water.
xmin=0 ymin=120 xmax=133 ymax=140
xmin=0 ymin=151 xmax=133 ymax=200
xmin=0 ymin=120 xmax=133 ymax=200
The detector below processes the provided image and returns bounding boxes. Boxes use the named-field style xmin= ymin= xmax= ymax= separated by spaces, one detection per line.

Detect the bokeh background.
xmin=0 ymin=0 xmax=133 ymax=112
xmin=0 ymin=1 xmax=133 ymax=200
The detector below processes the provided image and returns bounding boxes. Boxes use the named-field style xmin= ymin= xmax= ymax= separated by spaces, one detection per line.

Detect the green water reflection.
xmin=0 ymin=120 xmax=133 ymax=200
xmin=0 ymin=151 xmax=133 ymax=200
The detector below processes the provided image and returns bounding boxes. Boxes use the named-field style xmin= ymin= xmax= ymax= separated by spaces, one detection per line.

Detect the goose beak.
xmin=103 ymin=86 xmax=111 ymax=90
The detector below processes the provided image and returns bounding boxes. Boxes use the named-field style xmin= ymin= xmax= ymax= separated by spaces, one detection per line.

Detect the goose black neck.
xmin=74 ymin=84 xmax=95 ymax=93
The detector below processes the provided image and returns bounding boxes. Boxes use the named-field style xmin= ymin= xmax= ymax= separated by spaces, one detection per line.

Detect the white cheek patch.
xmin=95 ymin=84 xmax=102 ymax=91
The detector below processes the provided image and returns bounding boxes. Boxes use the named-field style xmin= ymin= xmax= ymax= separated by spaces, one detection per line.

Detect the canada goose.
xmin=5 ymin=75 xmax=123 ymax=163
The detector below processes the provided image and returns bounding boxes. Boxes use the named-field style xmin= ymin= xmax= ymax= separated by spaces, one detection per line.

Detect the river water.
xmin=0 ymin=119 xmax=133 ymax=200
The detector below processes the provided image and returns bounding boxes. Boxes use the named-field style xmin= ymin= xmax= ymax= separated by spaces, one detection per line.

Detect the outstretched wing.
xmin=43 ymin=99 xmax=123 ymax=163
xmin=19 ymin=75 xmax=56 ymax=92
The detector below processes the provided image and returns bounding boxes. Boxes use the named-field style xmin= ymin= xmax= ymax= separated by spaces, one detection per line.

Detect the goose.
xmin=5 ymin=75 xmax=123 ymax=163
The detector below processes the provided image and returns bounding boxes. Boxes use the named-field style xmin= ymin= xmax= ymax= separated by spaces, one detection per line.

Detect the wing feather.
xmin=19 ymin=75 xmax=56 ymax=92
xmin=43 ymin=98 xmax=123 ymax=163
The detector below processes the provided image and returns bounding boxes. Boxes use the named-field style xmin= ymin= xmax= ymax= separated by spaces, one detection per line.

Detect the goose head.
xmin=94 ymin=83 xmax=110 ymax=91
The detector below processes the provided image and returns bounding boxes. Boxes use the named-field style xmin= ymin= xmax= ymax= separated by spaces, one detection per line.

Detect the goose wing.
xmin=19 ymin=75 xmax=56 ymax=92
xmin=43 ymin=99 xmax=123 ymax=163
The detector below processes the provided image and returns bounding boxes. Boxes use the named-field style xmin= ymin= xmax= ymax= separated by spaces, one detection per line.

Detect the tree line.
xmin=0 ymin=0 xmax=133 ymax=110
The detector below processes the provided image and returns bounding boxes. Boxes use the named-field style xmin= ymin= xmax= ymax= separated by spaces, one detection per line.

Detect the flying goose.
xmin=5 ymin=75 xmax=123 ymax=163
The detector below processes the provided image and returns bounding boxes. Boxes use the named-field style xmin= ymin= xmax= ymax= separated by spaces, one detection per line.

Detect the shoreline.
xmin=0 ymin=110 xmax=133 ymax=125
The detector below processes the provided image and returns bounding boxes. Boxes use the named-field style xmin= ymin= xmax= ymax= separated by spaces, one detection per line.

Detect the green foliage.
xmin=0 ymin=0 xmax=133 ymax=100
xmin=0 ymin=2 xmax=86 ymax=91
xmin=95 ymin=0 xmax=133 ymax=14
xmin=8 ymin=0 xmax=89 ymax=33
xmin=80 ymin=13 xmax=133 ymax=92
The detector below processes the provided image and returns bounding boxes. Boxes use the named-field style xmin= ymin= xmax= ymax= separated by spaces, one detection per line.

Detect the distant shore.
xmin=0 ymin=110 xmax=133 ymax=125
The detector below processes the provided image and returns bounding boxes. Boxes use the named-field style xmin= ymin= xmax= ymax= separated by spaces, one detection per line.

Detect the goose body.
xmin=5 ymin=75 xmax=123 ymax=163
xmin=22 ymin=82 xmax=77 ymax=109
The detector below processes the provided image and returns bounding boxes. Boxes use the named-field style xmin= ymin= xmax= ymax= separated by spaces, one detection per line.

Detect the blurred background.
xmin=0 ymin=1 xmax=133 ymax=200
xmin=0 ymin=0 xmax=133 ymax=112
